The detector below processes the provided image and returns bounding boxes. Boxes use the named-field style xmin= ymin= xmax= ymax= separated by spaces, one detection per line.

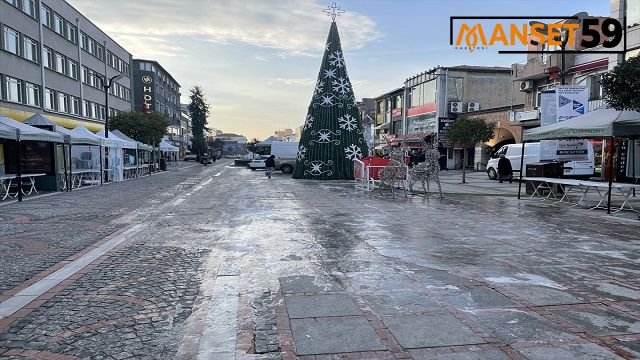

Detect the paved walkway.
xmin=0 ymin=162 xmax=639 ymax=359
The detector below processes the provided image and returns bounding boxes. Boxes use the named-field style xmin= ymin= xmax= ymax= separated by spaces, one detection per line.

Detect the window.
xmin=25 ymin=83 xmax=40 ymax=106
xmin=53 ymin=14 xmax=63 ymax=35
xmin=3 ymin=26 xmax=19 ymax=55
xmin=67 ymin=59 xmax=77 ymax=79
xmin=88 ymin=38 xmax=95 ymax=55
xmin=4 ymin=77 xmax=22 ymax=103
xmin=124 ymin=63 xmax=129 ymax=74
xmin=4 ymin=0 xmax=18 ymax=6
xmin=44 ymin=88 xmax=55 ymax=110
xmin=99 ymin=106 xmax=105 ymax=120
xmin=81 ymin=66 xmax=87 ymax=83
xmin=65 ymin=23 xmax=76 ymax=44
xmin=91 ymin=103 xmax=98 ymax=119
xmin=82 ymin=100 xmax=89 ymax=117
xmin=41 ymin=5 xmax=51 ymax=27
xmin=589 ymin=74 xmax=605 ymax=100
xmin=55 ymin=53 xmax=66 ymax=74
xmin=107 ymin=51 xmax=113 ymax=66
xmin=79 ymin=32 xmax=87 ymax=50
xmin=628 ymin=2 xmax=640 ymax=27
xmin=138 ymin=62 xmax=145 ymax=70
xmin=23 ymin=0 xmax=36 ymax=18
xmin=57 ymin=92 xmax=68 ymax=113
xmin=117 ymin=59 xmax=123 ymax=72
xmin=23 ymin=37 xmax=38 ymax=62
xmin=96 ymin=44 xmax=104 ymax=61
xmin=70 ymin=96 xmax=80 ymax=115
xmin=43 ymin=47 xmax=52 ymax=68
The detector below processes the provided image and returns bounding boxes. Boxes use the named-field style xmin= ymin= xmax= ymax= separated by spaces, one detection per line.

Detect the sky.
xmin=67 ymin=0 xmax=611 ymax=140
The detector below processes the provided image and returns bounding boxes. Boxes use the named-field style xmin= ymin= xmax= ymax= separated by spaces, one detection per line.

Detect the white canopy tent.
xmin=520 ymin=108 xmax=640 ymax=214
xmin=71 ymin=126 xmax=125 ymax=182
xmin=160 ymin=138 xmax=179 ymax=163
xmin=523 ymin=108 xmax=640 ymax=141
xmin=0 ymin=123 xmax=17 ymax=140
xmin=0 ymin=114 xmax=64 ymax=143
xmin=111 ymin=130 xmax=153 ymax=176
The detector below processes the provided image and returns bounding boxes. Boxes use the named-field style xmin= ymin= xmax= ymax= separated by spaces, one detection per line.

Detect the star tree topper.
xmin=323 ymin=2 xmax=345 ymax=22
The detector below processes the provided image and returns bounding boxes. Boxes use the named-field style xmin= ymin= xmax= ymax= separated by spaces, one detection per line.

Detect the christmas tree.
xmin=293 ymin=9 xmax=368 ymax=180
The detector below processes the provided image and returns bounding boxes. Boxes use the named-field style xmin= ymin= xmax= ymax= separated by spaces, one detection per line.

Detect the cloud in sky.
xmin=73 ymin=0 xmax=382 ymax=58
xmin=68 ymin=0 xmax=383 ymax=140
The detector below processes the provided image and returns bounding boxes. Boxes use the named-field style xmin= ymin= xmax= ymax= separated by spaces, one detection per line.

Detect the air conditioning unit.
xmin=519 ymin=80 xmax=535 ymax=92
xmin=450 ymin=102 xmax=463 ymax=113
xmin=467 ymin=102 xmax=481 ymax=112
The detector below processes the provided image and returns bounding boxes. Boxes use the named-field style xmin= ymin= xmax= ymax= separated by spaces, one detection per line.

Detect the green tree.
xmin=109 ymin=111 xmax=171 ymax=145
xmin=188 ymin=86 xmax=210 ymax=155
xmin=445 ymin=117 xmax=495 ymax=183
xmin=293 ymin=21 xmax=368 ymax=179
xmin=602 ymin=56 xmax=640 ymax=112
xmin=206 ymin=138 xmax=225 ymax=155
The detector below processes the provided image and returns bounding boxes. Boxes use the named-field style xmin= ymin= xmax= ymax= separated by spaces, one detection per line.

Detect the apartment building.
xmin=0 ymin=0 xmax=132 ymax=130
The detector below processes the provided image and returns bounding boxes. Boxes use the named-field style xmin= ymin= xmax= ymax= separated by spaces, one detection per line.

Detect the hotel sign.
xmin=141 ymin=75 xmax=153 ymax=112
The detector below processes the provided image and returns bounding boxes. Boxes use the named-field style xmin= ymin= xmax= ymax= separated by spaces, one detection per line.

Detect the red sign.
xmin=392 ymin=108 xmax=402 ymax=118
xmin=407 ymin=103 xmax=437 ymax=117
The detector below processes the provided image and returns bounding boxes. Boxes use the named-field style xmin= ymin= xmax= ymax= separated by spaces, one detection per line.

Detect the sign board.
xmin=509 ymin=109 xmax=540 ymax=122
xmin=539 ymin=91 xmax=557 ymax=161
xmin=438 ymin=118 xmax=456 ymax=146
xmin=556 ymin=86 xmax=588 ymax=121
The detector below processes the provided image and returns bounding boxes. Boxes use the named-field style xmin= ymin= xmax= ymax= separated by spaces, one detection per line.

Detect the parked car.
xmin=184 ymin=153 xmax=197 ymax=161
xmin=270 ymin=141 xmax=298 ymax=174
xmin=249 ymin=156 xmax=268 ymax=170
xmin=486 ymin=142 xmax=594 ymax=180
xmin=201 ymin=154 xmax=213 ymax=165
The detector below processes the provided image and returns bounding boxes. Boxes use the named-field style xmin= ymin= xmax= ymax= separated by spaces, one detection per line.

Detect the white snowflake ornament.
xmin=344 ymin=144 xmax=363 ymax=160
xmin=332 ymin=77 xmax=351 ymax=95
xmin=297 ymin=145 xmax=307 ymax=161
xmin=338 ymin=114 xmax=357 ymax=131
xmin=329 ymin=51 xmax=345 ymax=68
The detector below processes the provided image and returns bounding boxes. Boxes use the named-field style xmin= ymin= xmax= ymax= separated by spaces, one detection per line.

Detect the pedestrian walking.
xmin=497 ymin=154 xmax=513 ymax=183
xmin=265 ymin=155 xmax=275 ymax=179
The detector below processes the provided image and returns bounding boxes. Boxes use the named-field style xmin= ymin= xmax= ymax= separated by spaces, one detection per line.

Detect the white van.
xmin=270 ymin=141 xmax=299 ymax=174
xmin=486 ymin=142 xmax=594 ymax=180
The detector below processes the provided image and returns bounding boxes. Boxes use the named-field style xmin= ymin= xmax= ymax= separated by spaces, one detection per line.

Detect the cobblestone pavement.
xmin=1 ymin=162 xmax=640 ymax=359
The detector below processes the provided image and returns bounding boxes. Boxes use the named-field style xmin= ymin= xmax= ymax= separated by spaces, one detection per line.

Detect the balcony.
xmin=513 ymin=53 xmax=572 ymax=81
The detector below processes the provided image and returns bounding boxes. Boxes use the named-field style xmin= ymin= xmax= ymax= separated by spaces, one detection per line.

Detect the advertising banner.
xmin=556 ymin=86 xmax=588 ymax=121
xmin=539 ymin=91 xmax=557 ymax=161
xmin=555 ymin=86 xmax=589 ymax=161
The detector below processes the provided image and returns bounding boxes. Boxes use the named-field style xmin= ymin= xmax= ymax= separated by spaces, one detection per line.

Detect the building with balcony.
xmin=372 ymin=88 xmax=403 ymax=152
xmin=0 ymin=0 xmax=132 ymax=130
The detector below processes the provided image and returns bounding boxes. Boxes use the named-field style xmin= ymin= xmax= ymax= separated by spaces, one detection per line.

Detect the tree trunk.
xmin=462 ymin=147 xmax=467 ymax=184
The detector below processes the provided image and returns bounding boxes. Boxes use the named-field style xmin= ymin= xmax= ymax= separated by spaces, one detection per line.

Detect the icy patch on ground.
xmin=485 ymin=273 xmax=566 ymax=290
xmin=578 ymin=246 xmax=630 ymax=261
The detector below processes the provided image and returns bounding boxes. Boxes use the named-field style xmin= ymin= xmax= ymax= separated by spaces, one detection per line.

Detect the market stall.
xmin=520 ymin=108 xmax=640 ymax=214
xmin=0 ymin=114 xmax=65 ymax=199
xmin=111 ymin=130 xmax=153 ymax=178
xmin=160 ymin=138 xmax=179 ymax=170
xmin=71 ymin=126 xmax=121 ymax=183
xmin=96 ymin=130 xmax=136 ymax=182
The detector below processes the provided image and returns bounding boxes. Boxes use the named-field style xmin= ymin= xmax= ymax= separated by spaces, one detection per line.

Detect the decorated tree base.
xmin=293 ymin=20 xmax=367 ymax=180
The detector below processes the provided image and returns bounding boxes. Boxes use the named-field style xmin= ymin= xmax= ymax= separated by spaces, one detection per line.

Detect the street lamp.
xmin=101 ymin=73 xmax=124 ymax=182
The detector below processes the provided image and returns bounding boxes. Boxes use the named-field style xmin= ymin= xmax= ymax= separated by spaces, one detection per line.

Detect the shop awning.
xmin=391 ymin=132 xmax=434 ymax=144
xmin=0 ymin=114 xmax=64 ymax=142
xmin=24 ymin=113 xmax=101 ymax=145
xmin=112 ymin=130 xmax=153 ymax=151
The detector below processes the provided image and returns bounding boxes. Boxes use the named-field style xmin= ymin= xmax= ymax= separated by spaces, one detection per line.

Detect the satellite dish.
xmin=564 ymin=12 xmax=588 ymax=25
xmin=528 ymin=20 xmax=548 ymax=35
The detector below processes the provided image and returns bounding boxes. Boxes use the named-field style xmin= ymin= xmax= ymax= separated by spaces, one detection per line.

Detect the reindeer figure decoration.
xmin=378 ymin=139 xmax=409 ymax=198
xmin=408 ymin=140 xmax=443 ymax=198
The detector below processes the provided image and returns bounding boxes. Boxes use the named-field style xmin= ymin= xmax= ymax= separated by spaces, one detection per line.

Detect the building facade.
xmin=404 ymin=66 xmax=513 ymax=168
xmin=132 ymin=59 xmax=181 ymax=149
xmin=179 ymin=103 xmax=192 ymax=153
xmin=0 ymin=0 xmax=133 ymax=130
xmin=357 ymin=98 xmax=375 ymax=155
xmin=372 ymin=88 xmax=403 ymax=152
xmin=212 ymin=133 xmax=247 ymax=156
